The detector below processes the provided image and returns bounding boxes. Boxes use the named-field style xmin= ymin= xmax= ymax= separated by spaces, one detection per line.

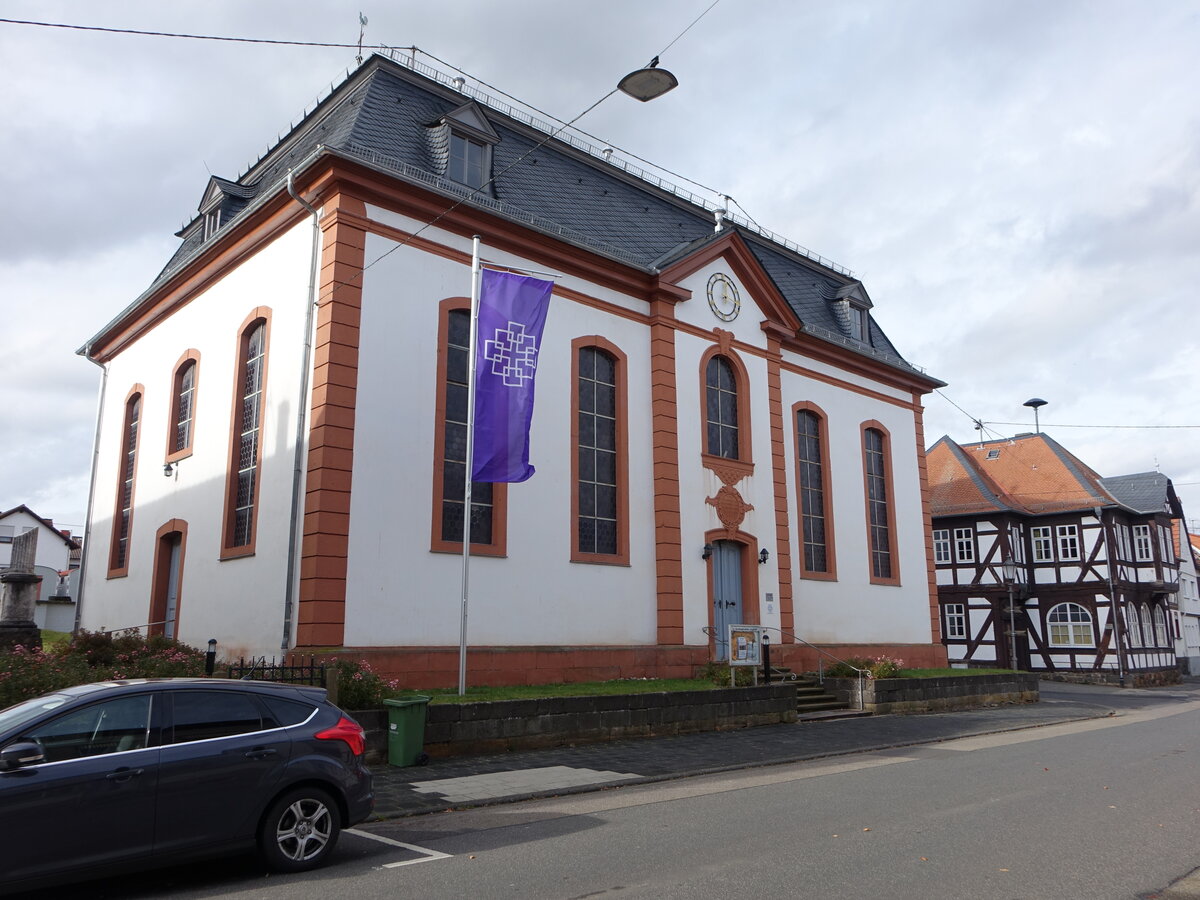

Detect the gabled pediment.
xmin=830 ymin=281 xmax=872 ymax=309
xmin=433 ymin=101 xmax=500 ymax=145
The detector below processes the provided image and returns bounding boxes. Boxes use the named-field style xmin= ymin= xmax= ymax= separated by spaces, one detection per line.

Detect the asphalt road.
xmin=29 ymin=681 xmax=1200 ymax=899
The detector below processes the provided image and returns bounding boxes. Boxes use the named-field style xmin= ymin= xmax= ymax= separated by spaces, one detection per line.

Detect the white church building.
xmin=77 ymin=52 xmax=947 ymax=685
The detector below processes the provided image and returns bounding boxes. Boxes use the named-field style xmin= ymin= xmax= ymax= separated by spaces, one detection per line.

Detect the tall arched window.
xmin=430 ymin=300 xmax=507 ymax=555
xmin=222 ymin=311 xmax=269 ymax=557
xmin=572 ymin=339 xmax=628 ymax=563
xmin=166 ymin=350 xmax=200 ymax=461
xmin=1141 ymin=602 xmax=1154 ymax=647
xmin=1153 ymin=605 xmax=1169 ymax=647
xmin=705 ymin=356 xmax=739 ymax=459
xmin=109 ymin=386 xmax=143 ymax=576
xmin=1126 ymin=604 xmax=1142 ymax=648
xmin=1047 ymin=602 xmax=1093 ymax=647
xmin=862 ymin=422 xmax=898 ymax=584
xmin=794 ymin=403 xmax=835 ymax=578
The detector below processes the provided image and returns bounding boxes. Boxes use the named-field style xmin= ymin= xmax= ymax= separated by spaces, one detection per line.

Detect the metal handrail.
xmin=702 ymin=625 xmax=868 ymax=711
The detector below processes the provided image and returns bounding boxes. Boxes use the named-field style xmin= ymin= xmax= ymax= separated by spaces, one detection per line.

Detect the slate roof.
xmin=928 ymin=434 xmax=1183 ymax=520
xmin=106 ymin=52 xmax=931 ymax=381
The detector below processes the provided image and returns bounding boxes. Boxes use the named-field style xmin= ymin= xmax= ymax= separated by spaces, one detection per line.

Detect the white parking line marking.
xmin=346 ymin=827 xmax=452 ymax=867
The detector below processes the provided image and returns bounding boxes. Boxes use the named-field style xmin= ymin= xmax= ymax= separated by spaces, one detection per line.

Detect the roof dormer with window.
xmin=829 ymin=282 xmax=874 ymax=345
xmin=427 ymin=101 xmax=500 ymax=192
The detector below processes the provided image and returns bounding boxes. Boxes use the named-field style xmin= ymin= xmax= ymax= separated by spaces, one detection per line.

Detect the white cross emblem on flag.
xmin=483 ymin=321 xmax=540 ymax=387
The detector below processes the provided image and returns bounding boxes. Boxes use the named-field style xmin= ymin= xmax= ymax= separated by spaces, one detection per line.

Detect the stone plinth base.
xmin=0 ymin=622 xmax=42 ymax=652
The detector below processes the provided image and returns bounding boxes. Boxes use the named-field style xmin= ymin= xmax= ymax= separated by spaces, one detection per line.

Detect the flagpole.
xmin=460 ymin=235 xmax=482 ymax=696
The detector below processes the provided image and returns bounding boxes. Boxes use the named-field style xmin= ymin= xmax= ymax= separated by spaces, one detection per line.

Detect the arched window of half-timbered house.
xmin=1047 ymin=602 xmax=1093 ymax=647
xmin=1126 ymin=604 xmax=1142 ymax=648
xmin=1140 ymin=603 xmax=1155 ymax=647
xmin=1153 ymin=605 xmax=1169 ymax=647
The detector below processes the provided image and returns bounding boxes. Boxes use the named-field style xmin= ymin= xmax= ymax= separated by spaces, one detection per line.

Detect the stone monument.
xmin=0 ymin=529 xmax=43 ymax=651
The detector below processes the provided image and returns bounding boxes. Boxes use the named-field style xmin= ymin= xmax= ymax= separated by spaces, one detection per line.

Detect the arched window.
xmin=1126 ymin=604 xmax=1142 ymax=648
xmin=1141 ymin=603 xmax=1154 ymax=647
xmin=1047 ymin=602 xmax=1094 ymax=647
xmin=430 ymin=300 xmax=506 ymax=555
xmin=705 ymin=356 xmax=739 ymax=459
xmin=222 ymin=312 xmax=269 ymax=556
xmin=1153 ymin=605 xmax=1169 ymax=647
xmin=794 ymin=403 xmax=835 ymax=577
xmin=572 ymin=339 xmax=628 ymax=563
xmin=109 ymin=386 xmax=143 ymax=576
xmin=862 ymin=422 xmax=898 ymax=584
xmin=166 ymin=351 xmax=200 ymax=461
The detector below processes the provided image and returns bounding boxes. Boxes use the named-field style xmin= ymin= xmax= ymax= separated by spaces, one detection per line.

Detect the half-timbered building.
xmin=928 ymin=433 xmax=1183 ymax=684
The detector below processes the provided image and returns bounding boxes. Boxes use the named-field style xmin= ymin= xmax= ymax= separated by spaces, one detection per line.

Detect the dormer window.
xmin=430 ymin=101 xmax=500 ymax=194
xmin=848 ymin=304 xmax=868 ymax=342
xmin=449 ymin=133 xmax=486 ymax=188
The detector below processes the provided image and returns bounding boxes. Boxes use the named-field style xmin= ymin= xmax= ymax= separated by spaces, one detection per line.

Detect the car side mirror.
xmin=0 ymin=741 xmax=45 ymax=771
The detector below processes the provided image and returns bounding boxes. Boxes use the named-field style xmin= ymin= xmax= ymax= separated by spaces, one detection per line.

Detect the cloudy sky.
xmin=2 ymin=0 xmax=1198 ymax=536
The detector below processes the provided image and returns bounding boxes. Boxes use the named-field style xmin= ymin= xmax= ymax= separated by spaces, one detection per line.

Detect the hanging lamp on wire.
xmin=617 ymin=56 xmax=679 ymax=102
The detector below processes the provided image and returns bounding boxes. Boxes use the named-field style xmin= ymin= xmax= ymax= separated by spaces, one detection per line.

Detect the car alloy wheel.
xmin=259 ymin=787 xmax=341 ymax=872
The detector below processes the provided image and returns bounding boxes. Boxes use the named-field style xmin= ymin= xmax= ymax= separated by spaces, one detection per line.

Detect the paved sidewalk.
xmin=368 ymin=681 xmax=1191 ymax=820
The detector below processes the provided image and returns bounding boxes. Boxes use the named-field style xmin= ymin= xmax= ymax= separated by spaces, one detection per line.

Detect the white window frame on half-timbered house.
xmin=1031 ymin=526 xmax=1053 ymax=562
xmin=1133 ymin=525 xmax=1153 ymax=562
xmin=1047 ymin=602 xmax=1094 ymax=647
xmin=1153 ymin=605 xmax=1169 ymax=646
xmin=944 ymin=603 xmax=967 ymax=639
xmin=1056 ymin=524 xmax=1080 ymax=561
xmin=933 ymin=529 xmax=951 ymax=564
xmin=1127 ymin=605 xmax=1142 ymax=647
xmin=953 ymin=527 xmax=975 ymax=563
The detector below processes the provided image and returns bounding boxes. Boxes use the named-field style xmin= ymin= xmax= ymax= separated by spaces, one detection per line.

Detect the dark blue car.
xmin=0 ymin=678 xmax=373 ymax=892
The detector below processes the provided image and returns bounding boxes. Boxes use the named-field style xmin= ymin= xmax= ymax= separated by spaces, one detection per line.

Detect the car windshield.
xmin=0 ymin=694 xmax=71 ymax=734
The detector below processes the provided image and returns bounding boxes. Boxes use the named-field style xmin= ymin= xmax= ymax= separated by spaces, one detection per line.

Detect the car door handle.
xmin=244 ymin=748 xmax=278 ymax=760
xmin=106 ymin=767 xmax=144 ymax=782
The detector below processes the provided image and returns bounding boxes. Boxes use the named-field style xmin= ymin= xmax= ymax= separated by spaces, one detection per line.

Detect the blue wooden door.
xmin=712 ymin=541 xmax=743 ymax=660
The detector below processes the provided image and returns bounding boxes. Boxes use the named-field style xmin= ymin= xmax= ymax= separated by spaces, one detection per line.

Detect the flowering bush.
xmin=824 ymin=656 xmax=906 ymax=679
xmin=0 ymin=631 xmax=207 ymax=709
xmin=336 ymin=658 xmax=402 ymax=710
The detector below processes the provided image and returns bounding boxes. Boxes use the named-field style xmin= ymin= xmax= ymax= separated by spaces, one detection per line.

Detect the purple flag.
xmin=471 ymin=269 xmax=553 ymax=482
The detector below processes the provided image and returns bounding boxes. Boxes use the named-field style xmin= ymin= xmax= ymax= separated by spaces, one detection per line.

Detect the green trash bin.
xmin=383 ymin=696 xmax=432 ymax=766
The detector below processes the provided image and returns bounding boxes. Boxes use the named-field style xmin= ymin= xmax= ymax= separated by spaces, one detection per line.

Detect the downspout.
xmin=1098 ymin=507 xmax=1126 ymax=687
xmin=281 ymin=170 xmax=322 ymax=649
xmin=73 ymin=345 xmax=109 ymax=633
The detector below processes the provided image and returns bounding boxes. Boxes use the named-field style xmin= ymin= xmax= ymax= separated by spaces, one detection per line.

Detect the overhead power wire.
xmin=0 ymin=16 xmax=371 ymax=48
xmin=3 ymin=12 xmax=751 ymax=219
xmin=985 ymin=421 xmax=1199 ymax=430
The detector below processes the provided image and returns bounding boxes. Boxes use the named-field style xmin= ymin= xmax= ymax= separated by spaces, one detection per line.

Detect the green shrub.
xmin=696 ymin=661 xmax=756 ymax=687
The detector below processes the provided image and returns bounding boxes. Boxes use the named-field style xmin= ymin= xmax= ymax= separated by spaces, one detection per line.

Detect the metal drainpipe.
xmin=281 ymin=171 xmax=322 ymax=650
xmin=73 ymin=346 xmax=109 ymax=634
xmin=1099 ymin=508 xmax=1126 ymax=687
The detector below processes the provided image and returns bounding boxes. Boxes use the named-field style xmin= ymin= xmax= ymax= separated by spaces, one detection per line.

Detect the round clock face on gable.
xmin=706 ymin=273 xmax=741 ymax=322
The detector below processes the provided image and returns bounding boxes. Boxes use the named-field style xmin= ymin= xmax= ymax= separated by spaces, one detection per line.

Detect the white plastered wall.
xmin=343 ymin=212 xmax=659 ymax=647
xmin=80 ymin=222 xmax=314 ymax=658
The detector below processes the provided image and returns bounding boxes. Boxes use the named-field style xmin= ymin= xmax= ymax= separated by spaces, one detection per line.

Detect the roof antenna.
xmin=974 ymin=419 xmax=984 ymax=449
xmin=356 ymin=12 xmax=368 ymax=66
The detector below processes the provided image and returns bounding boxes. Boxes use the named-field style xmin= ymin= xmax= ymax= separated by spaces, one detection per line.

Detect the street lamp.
xmin=1002 ymin=556 xmax=1018 ymax=671
xmin=618 ymin=56 xmax=679 ymax=102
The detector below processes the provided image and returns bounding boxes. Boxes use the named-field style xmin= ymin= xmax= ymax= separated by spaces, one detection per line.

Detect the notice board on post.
xmin=728 ymin=625 xmax=764 ymax=667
